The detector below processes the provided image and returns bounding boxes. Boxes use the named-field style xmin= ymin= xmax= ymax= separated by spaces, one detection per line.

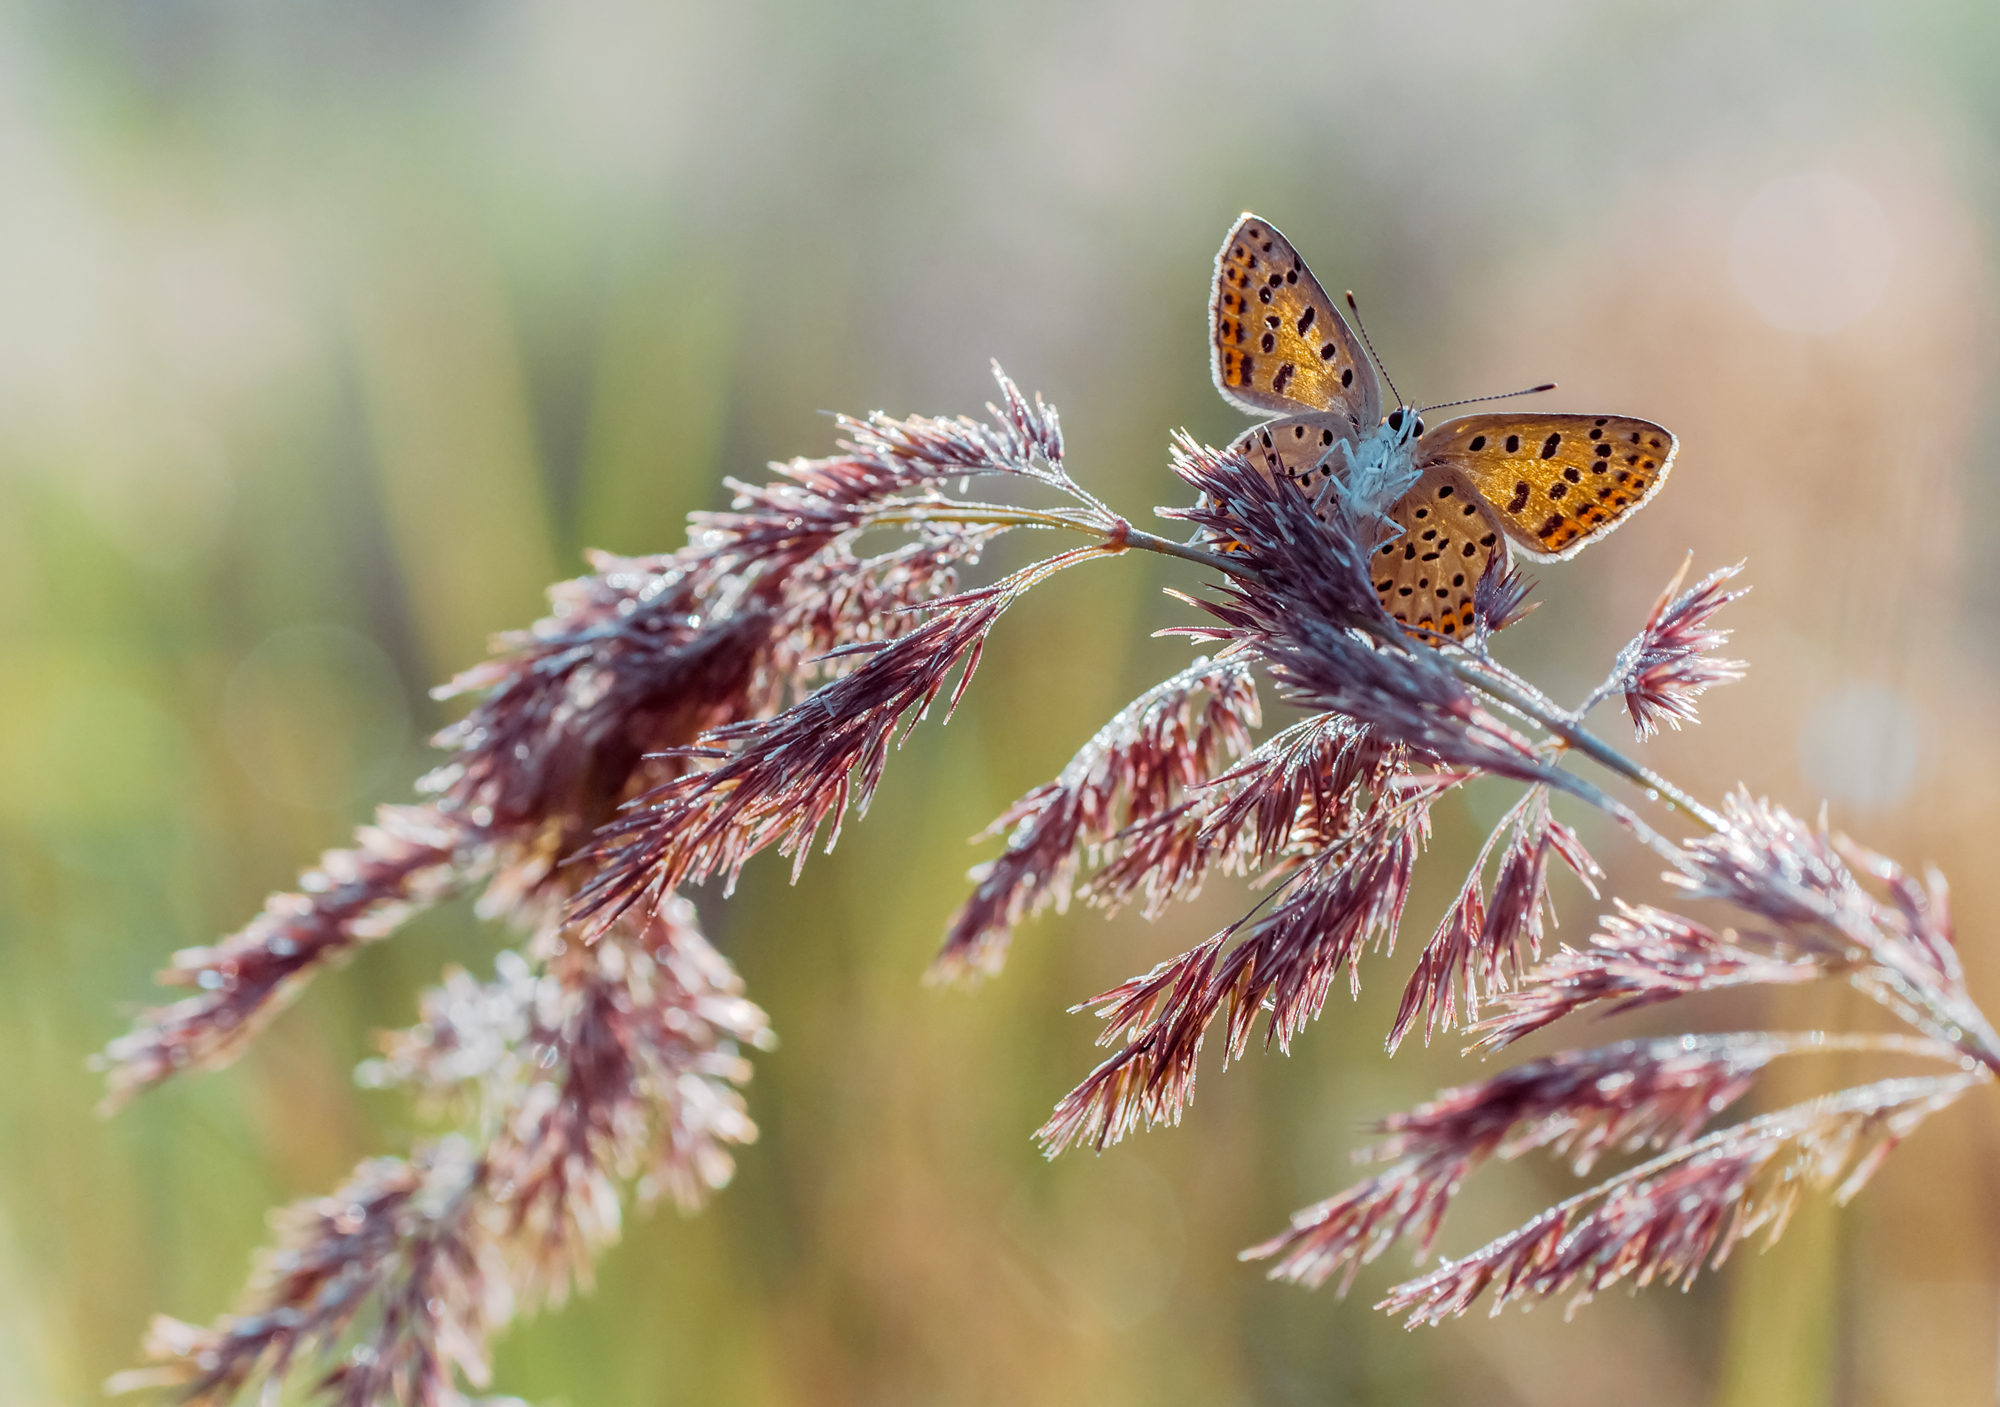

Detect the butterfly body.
xmin=1334 ymin=407 xmax=1427 ymax=522
xmin=1211 ymin=213 xmax=1676 ymax=638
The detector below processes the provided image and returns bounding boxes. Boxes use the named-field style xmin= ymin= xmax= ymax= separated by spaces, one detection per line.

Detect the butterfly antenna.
xmin=1343 ymin=291 xmax=1403 ymax=409
xmin=1417 ymin=382 xmax=1557 ymax=415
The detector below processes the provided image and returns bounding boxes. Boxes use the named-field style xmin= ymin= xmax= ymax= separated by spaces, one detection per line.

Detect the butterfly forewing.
xmin=1211 ymin=214 xmax=1377 ymax=432
xmin=1415 ymin=414 xmax=1676 ymax=562
xmin=1370 ymin=466 xmax=1507 ymax=639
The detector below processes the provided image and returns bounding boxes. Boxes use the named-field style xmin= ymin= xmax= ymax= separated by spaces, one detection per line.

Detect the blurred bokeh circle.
xmin=1730 ymin=172 xmax=1897 ymax=334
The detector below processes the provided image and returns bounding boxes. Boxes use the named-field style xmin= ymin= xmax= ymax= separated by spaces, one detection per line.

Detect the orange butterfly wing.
xmin=1369 ymin=468 xmax=1507 ymax=640
xmin=1211 ymin=214 xmax=1378 ymax=433
xmin=1415 ymin=414 xmax=1676 ymax=561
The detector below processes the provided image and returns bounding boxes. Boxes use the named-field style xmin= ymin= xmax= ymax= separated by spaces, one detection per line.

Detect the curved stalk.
xmin=870 ymin=499 xmax=1715 ymax=836
xmin=861 ymin=504 xmax=1262 ymax=582
xmin=1442 ymin=656 xmax=1722 ymax=833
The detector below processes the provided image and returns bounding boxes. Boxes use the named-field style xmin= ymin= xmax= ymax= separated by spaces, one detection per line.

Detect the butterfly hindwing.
xmin=1370 ymin=466 xmax=1507 ymax=640
xmin=1414 ymin=413 xmax=1676 ymax=561
xmin=1228 ymin=420 xmax=1508 ymax=641
xmin=1230 ymin=412 xmax=1352 ymax=491
xmin=1211 ymin=214 xmax=1378 ymax=432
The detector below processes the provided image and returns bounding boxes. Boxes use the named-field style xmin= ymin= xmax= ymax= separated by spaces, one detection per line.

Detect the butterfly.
xmin=1211 ymin=212 xmax=1676 ymax=641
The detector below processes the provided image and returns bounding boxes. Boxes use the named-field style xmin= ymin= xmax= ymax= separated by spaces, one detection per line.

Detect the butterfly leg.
xmin=1308 ymin=439 xmax=1353 ymax=514
xmin=1312 ymin=440 xmax=1412 ymax=546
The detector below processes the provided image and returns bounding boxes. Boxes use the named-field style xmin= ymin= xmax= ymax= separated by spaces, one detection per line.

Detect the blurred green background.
xmin=6 ymin=1 xmax=2000 ymax=1403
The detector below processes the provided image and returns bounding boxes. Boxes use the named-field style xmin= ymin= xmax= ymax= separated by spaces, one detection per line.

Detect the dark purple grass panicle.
xmin=1672 ymin=788 xmax=1887 ymax=933
xmin=1244 ymin=1035 xmax=1966 ymax=1299
xmin=568 ymin=370 xmax=1155 ymax=938
xmin=934 ymin=656 xmax=1260 ymax=980
xmin=426 ymin=539 xmax=979 ymax=854
xmin=370 ymin=894 xmax=768 ymax=1234
xmin=109 ymin=1142 xmax=494 ymax=1407
xmin=1372 ymin=1071 xmax=1983 ymax=1325
xmin=1083 ymin=712 xmax=1382 ymax=921
xmin=1588 ymin=555 xmax=1747 ymax=738
xmin=1390 ymin=787 xmax=1601 ymax=1052
xmin=1035 ymin=437 xmax=1613 ymax=1158
xmin=470 ymin=903 xmax=767 ymax=1304
xmin=1039 ymin=771 xmax=1445 ymax=1154
xmin=1470 ymin=553 xmax=1538 ymax=640
xmin=576 ymin=545 xmax=1117 ymax=929
xmin=689 ymin=359 xmax=1069 ymax=587
xmin=1192 ymin=715 xmax=1387 ymax=866
xmin=424 ymin=358 xmax=1075 ymax=882
xmin=1674 ymin=790 xmax=2000 ymax=1069
xmin=1473 ymin=902 xmax=1826 ymax=1052
xmin=1393 ymin=873 xmax=1486 ymax=1057
xmin=426 ymin=564 xmax=778 ymax=875
xmin=123 ymin=898 xmax=769 ymax=1403
xmin=846 ymin=364 xmax=1067 ymax=483
xmin=101 ymin=805 xmax=480 ymax=1106
xmin=1244 ymin=1036 xmax=1785 ymax=1291
xmin=1261 ymin=778 xmax=1999 ymax=1323
xmin=427 ymin=373 xmax=1064 ymax=857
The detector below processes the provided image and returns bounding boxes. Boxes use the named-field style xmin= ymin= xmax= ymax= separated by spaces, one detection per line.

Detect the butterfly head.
xmin=1339 ymin=405 xmax=1428 ymax=523
xmin=1382 ymin=406 xmax=1426 ymax=445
